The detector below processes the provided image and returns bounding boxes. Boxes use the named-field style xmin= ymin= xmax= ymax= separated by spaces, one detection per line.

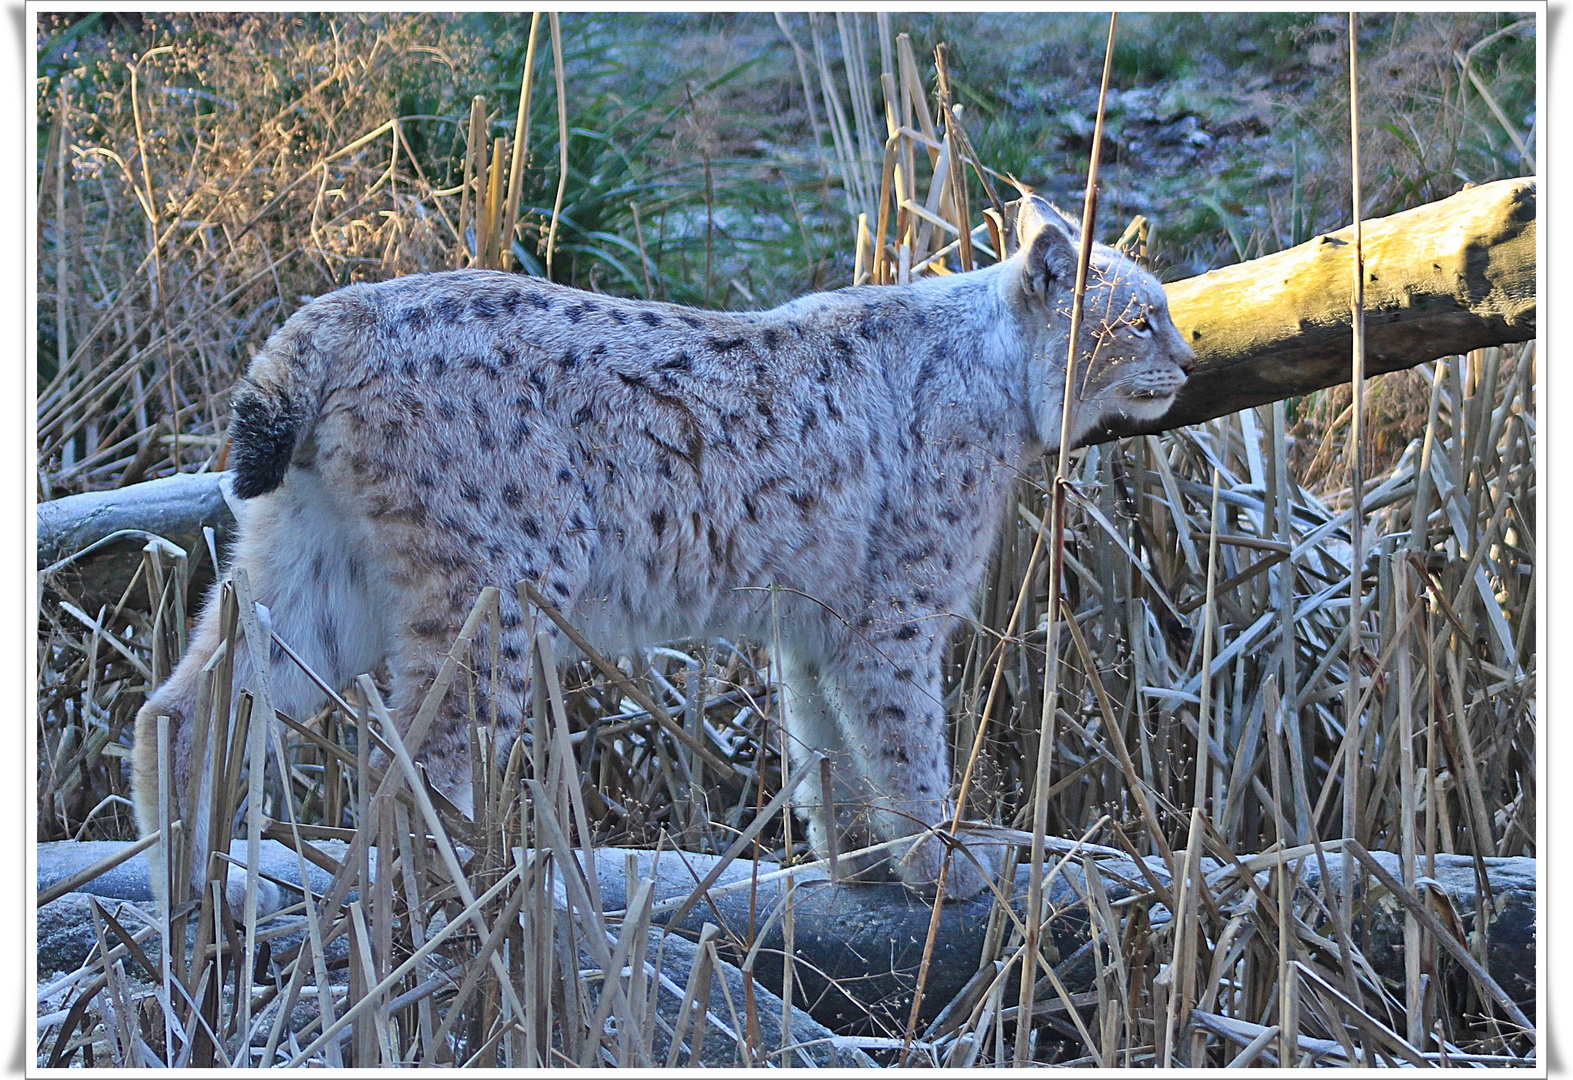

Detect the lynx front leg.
xmin=775 ymin=650 xmax=886 ymax=880
xmin=820 ymin=623 xmax=1004 ymax=898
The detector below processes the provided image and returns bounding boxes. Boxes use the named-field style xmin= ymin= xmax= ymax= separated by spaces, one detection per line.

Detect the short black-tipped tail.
xmin=229 ymin=380 xmax=304 ymax=499
xmin=226 ymin=288 xmax=360 ymax=498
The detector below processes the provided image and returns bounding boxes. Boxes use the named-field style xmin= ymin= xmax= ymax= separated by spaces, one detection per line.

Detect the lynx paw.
xmin=221 ymin=864 xmax=283 ymax=919
xmin=896 ymin=829 xmax=1012 ymax=899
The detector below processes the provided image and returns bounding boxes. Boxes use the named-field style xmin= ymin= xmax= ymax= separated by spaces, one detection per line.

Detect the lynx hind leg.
xmin=380 ymin=553 xmax=586 ymax=819
xmin=132 ymin=474 xmax=392 ymax=909
xmin=821 ymin=628 xmax=1006 ymax=898
xmin=775 ymin=651 xmax=887 ymax=880
xmin=132 ymin=622 xmax=225 ymax=911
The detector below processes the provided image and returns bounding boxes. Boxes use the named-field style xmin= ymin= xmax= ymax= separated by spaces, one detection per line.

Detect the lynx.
xmin=132 ymin=195 xmax=1193 ymax=902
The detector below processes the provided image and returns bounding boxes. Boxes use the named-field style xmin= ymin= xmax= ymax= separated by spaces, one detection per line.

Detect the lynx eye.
xmin=1129 ymin=313 xmax=1152 ymax=337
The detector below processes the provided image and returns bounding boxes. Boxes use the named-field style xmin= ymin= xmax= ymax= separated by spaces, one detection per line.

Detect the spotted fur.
xmin=132 ymin=196 xmax=1192 ymax=901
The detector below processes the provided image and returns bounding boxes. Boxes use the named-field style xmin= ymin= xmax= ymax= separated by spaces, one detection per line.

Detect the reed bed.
xmin=35 ymin=12 xmax=1535 ymax=1067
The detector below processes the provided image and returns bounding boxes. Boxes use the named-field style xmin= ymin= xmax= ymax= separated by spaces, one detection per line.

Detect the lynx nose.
xmin=1179 ymin=356 xmax=1197 ymax=376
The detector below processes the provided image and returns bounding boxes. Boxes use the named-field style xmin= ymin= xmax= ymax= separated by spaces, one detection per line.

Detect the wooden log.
xmin=37 ymin=471 xmax=236 ymax=606
xmin=582 ymin=847 xmax=1535 ymax=1032
xmin=37 ymin=471 xmax=235 ymax=571
xmin=38 ymin=840 xmax=1534 ymax=1035
xmin=33 ymin=840 xmax=873 ymax=1067
xmin=1094 ymin=176 xmax=1536 ymax=439
xmin=34 ymin=180 xmax=1536 ymax=610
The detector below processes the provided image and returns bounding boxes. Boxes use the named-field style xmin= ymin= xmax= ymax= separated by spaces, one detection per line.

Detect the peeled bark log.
xmin=35 ymin=180 xmax=1536 ymax=610
xmin=1094 ymin=176 xmax=1536 ymax=439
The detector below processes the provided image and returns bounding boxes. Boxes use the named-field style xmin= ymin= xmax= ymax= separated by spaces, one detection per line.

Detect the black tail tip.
xmin=228 ymin=383 xmax=298 ymax=499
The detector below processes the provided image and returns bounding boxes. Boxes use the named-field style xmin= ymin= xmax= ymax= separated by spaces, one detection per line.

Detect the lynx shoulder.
xmin=133 ymin=195 xmax=1193 ymax=901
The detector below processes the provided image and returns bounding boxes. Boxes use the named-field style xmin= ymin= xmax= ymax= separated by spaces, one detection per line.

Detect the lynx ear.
xmin=1017 ymin=196 xmax=1080 ymax=297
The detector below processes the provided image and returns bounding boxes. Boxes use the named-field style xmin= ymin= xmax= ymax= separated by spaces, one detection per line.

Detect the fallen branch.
xmin=587 ymin=846 xmax=1535 ymax=1032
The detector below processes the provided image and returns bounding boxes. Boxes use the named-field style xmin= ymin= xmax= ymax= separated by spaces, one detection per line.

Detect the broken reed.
xmin=37 ymin=14 xmax=1534 ymax=1068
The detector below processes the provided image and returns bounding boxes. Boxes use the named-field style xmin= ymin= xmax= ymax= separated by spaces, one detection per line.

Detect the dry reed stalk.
xmin=459 ymin=94 xmax=484 ymax=266
xmin=871 ymin=133 xmax=899 ymax=284
xmin=1017 ymin=15 xmax=1118 ymax=1067
xmin=544 ymin=14 xmax=569 ymax=279
xmin=802 ymin=14 xmax=872 ymax=224
xmin=932 ymin=46 xmax=973 ymax=272
xmin=501 ymin=13 xmax=542 ymax=273
xmin=1341 ymin=12 xmax=1368 ymax=953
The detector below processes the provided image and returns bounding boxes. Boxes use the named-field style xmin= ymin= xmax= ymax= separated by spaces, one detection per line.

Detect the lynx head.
xmin=1011 ymin=194 xmax=1194 ymax=449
